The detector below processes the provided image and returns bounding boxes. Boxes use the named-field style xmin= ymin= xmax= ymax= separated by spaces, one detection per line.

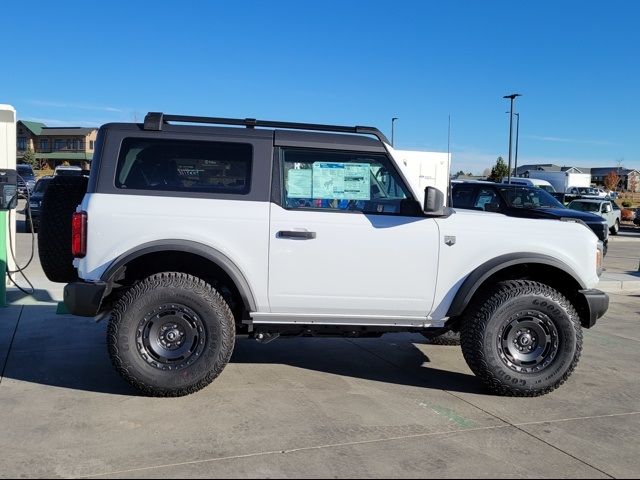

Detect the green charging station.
xmin=1 ymin=105 xmax=17 ymax=308
xmin=1 ymin=168 xmax=18 ymax=307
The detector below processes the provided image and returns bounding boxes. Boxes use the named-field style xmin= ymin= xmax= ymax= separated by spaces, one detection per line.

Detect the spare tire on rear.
xmin=38 ymin=175 xmax=88 ymax=283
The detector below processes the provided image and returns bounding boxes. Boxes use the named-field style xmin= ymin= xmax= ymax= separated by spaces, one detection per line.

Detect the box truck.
xmin=526 ymin=171 xmax=591 ymax=193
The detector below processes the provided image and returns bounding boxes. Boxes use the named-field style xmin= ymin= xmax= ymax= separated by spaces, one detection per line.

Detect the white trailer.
xmin=390 ymin=148 xmax=451 ymax=205
xmin=526 ymin=171 xmax=591 ymax=193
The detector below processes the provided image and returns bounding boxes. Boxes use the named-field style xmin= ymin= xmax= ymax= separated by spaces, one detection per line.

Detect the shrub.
xmin=622 ymin=201 xmax=632 ymax=208
xmin=622 ymin=209 xmax=634 ymax=221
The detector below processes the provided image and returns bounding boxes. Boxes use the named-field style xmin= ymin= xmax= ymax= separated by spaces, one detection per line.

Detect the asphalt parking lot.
xmin=1 ymin=205 xmax=639 ymax=478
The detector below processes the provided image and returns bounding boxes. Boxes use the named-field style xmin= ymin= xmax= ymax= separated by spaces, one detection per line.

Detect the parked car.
xmin=566 ymin=186 xmax=602 ymax=199
xmin=451 ymin=181 xmax=610 ymax=252
xmin=502 ymin=178 xmax=556 ymax=193
xmin=54 ymin=165 xmax=84 ymax=176
xmin=16 ymin=164 xmax=36 ymax=198
xmin=25 ymin=176 xmax=54 ymax=232
xmin=567 ymin=199 xmax=621 ymax=235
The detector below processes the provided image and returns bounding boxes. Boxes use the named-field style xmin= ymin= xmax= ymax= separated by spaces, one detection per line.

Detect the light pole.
xmin=503 ymin=93 xmax=521 ymax=183
xmin=514 ymin=112 xmax=520 ymax=179
xmin=506 ymin=111 xmax=521 ymax=177
xmin=391 ymin=117 xmax=398 ymax=147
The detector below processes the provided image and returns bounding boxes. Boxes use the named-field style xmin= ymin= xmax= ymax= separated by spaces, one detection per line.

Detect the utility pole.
xmin=391 ymin=117 xmax=398 ymax=147
xmin=503 ymin=93 xmax=521 ymax=183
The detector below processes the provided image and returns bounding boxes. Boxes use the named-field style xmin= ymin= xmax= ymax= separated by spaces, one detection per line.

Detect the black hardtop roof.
xmin=100 ymin=118 xmax=387 ymax=152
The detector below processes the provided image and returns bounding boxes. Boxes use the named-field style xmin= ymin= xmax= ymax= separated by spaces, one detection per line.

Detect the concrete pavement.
xmin=1 ymin=203 xmax=639 ymax=478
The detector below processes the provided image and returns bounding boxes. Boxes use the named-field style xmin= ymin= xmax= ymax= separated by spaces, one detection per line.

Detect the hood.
xmin=507 ymin=207 xmax=604 ymax=223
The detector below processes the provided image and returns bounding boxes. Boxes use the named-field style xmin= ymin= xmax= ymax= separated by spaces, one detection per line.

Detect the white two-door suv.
xmin=39 ymin=112 xmax=609 ymax=398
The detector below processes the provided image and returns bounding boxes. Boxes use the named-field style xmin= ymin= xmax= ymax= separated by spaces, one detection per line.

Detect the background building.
xmin=16 ymin=121 xmax=97 ymax=169
xmin=515 ymin=163 xmax=640 ymax=192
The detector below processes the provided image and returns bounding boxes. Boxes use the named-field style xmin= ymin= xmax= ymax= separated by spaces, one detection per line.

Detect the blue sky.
xmin=1 ymin=0 xmax=638 ymax=174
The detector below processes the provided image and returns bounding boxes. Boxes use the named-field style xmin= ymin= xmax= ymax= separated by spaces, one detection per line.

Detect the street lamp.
xmin=503 ymin=93 xmax=522 ymax=183
xmin=391 ymin=117 xmax=398 ymax=147
xmin=506 ymin=111 xmax=520 ymax=178
xmin=514 ymin=112 xmax=520 ymax=180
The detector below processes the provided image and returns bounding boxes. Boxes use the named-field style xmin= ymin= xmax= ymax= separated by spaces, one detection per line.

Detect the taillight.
xmin=71 ymin=211 xmax=87 ymax=258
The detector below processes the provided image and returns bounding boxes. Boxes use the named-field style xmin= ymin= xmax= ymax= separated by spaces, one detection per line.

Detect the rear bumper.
xmin=64 ymin=281 xmax=108 ymax=317
xmin=579 ymin=289 xmax=609 ymax=328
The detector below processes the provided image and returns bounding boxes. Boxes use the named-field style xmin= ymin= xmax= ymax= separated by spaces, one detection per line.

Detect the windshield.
xmin=578 ymin=187 xmax=597 ymax=195
xmin=538 ymin=185 xmax=556 ymax=193
xmin=568 ymin=201 xmax=600 ymax=212
xmin=34 ymin=178 xmax=52 ymax=193
xmin=498 ymin=186 xmax=564 ymax=209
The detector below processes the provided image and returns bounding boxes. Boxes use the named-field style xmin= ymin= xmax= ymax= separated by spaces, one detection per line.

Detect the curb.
xmin=598 ymin=280 xmax=640 ymax=293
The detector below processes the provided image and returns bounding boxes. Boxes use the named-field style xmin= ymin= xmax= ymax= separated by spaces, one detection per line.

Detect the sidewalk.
xmin=599 ymin=271 xmax=640 ymax=292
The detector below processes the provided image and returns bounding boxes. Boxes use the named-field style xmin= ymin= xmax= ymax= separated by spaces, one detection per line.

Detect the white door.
xmin=266 ymin=148 xmax=440 ymax=322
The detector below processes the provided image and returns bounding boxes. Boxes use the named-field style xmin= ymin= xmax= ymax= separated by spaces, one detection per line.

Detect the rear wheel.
xmin=107 ymin=272 xmax=235 ymax=397
xmin=460 ymin=280 xmax=582 ymax=397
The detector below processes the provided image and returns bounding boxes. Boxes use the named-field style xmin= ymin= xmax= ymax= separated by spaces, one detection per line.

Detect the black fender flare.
xmin=446 ymin=253 xmax=587 ymax=318
xmin=101 ymin=239 xmax=258 ymax=311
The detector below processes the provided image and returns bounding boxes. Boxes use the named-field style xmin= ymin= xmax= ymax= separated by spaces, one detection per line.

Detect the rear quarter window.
xmin=115 ymin=138 xmax=253 ymax=195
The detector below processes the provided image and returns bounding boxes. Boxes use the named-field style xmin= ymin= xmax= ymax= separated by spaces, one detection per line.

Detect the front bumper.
xmin=579 ymin=289 xmax=609 ymax=328
xmin=64 ymin=281 xmax=108 ymax=317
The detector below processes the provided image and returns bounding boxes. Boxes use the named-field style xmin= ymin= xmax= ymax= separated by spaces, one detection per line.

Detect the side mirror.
xmin=423 ymin=186 xmax=445 ymax=215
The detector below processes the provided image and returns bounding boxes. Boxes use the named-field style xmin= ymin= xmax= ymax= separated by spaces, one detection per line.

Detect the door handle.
xmin=277 ymin=230 xmax=316 ymax=240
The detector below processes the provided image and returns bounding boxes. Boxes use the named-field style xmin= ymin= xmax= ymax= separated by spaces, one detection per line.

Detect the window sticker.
xmin=287 ymin=168 xmax=313 ymax=198
xmin=312 ymin=162 xmax=370 ymax=200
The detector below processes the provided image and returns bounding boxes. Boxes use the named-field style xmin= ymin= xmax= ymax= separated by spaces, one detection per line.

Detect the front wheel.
xmin=107 ymin=272 xmax=235 ymax=397
xmin=610 ymin=219 xmax=619 ymax=235
xmin=460 ymin=280 xmax=582 ymax=397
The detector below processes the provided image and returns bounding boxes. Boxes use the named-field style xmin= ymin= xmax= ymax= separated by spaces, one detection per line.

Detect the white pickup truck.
xmin=568 ymin=198 xmax=622 ymax=235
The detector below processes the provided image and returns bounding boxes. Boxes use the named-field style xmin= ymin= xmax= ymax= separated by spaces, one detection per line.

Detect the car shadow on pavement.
xmin=231 ymin=335 xmax=487 ymax=395
xmin=1 ymin=310 xmax=486 ymax=396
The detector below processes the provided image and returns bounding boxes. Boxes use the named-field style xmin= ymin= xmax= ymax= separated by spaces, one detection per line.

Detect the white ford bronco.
xmin=41 ymin=112 xmax=609 ymax=397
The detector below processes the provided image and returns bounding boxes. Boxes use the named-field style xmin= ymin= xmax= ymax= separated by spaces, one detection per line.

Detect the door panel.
xmin=268 ymin=205 xmax=439 ymax=317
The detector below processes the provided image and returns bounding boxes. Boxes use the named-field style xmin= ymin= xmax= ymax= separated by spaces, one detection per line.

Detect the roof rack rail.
xmin=143 ymin=112 xmax=390 ymax=144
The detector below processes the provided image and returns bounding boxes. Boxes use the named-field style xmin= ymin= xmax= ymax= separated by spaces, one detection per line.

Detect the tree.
xmin=629 ymin=173 xmax=638 ymax=193
xmin=455 ymin=170 xmax=465 ymax=176
xmin=489 ymin=157 xmax=509 ymax=182
xmin=22 ymin=148 xmax=37 ymax=168
xmin=604 ymin=171 xmax=619 ymax=191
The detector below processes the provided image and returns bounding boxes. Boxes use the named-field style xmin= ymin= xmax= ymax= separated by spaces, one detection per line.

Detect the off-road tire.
xmin=610 ymin=219 xmax=619 ymax=235
xmin=424 ymin=330 xmax=461 ymax=346
xmin=460 ymin=280 xmax=582 ymax=397
xmin=38 ymin=175 xmax=88 ymax=282
xmin=107 ymin=272 xmax=235 ymax=397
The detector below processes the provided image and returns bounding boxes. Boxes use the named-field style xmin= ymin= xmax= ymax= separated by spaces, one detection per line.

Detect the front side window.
xmin=451 ymin=185 xmax=477 ymax=209
xmin=474 ymin=188 xmax=501 ymax=210
xmin=116 ymin=138 xmax=252 ymax=195
xmin=281 ymin=148 xmax=412 ymax=215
